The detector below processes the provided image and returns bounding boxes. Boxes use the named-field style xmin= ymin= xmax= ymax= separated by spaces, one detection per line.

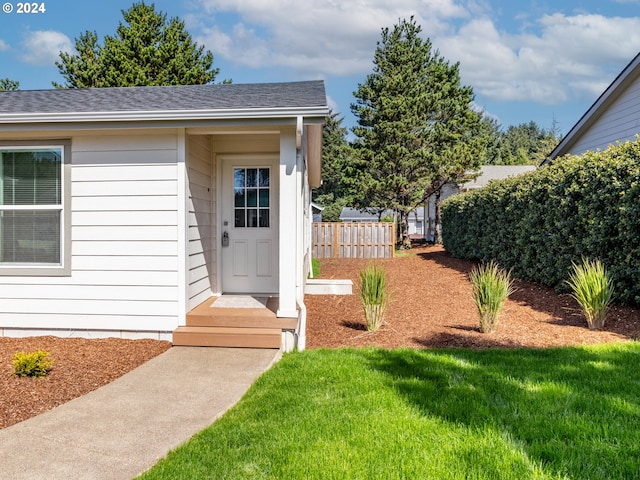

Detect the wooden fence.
xmin=312 ymin=222 xmax=395 ymax=258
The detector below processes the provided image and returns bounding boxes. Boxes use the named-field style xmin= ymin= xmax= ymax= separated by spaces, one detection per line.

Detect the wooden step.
xmin=172 ymin=326 xmax=281 ymax=348
xmin=186 ymin=309 xmax=298 ymax=329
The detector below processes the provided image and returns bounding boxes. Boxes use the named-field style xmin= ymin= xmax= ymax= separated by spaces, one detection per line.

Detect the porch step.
xmin=172 ymin=326 xmax=281 ymax=348
xmin=187 ymin=309 xmax=297 ymax=329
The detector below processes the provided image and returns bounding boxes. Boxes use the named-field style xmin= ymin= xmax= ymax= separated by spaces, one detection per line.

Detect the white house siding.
xmin=187 ymin=135 xmax=215 ymax=311
xmin=425 ymin=184 xmax=458 ymax=241
xmin=569 ymin=77 xmax=640 ymax=155
xmin=0 ymin=131 xmax=181 ymax=339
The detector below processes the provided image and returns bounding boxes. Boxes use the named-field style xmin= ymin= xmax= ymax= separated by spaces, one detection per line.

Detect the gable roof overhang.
xmin=0 ymin=81 xmax=328 ymax=130
xmin=545 ymin=52 xmax=640 ymax=164
xmin=0 ymin=106 xmax=328 ymax=128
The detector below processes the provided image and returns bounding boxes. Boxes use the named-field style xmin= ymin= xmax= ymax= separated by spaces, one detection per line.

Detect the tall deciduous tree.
xmin=54 ymin=2 xmax=218 ymax=88
xmin=351 ymin=17 xmax=484 ymax=247
xmin=0 ymin=78 xmax=19 ymax=91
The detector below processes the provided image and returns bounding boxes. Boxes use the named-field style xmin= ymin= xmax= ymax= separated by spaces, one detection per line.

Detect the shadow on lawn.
xmin=412 ymin=330 xmax=532 ymax=350
xmin=364 ymin=345 xmax=640 ymax=478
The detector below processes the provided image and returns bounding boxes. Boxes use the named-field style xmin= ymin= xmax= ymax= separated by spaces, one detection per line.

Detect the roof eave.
xmin=546 ymin=51 xmax=640 ymax=163
xmin=0 ymin=105 xmax=329 ymax=125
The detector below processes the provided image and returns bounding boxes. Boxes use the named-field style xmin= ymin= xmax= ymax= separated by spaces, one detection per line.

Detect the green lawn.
xmin=139 ymin=343 xmax=640 ymax=479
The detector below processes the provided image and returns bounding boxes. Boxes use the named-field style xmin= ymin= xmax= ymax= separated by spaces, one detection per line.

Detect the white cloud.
xmin=20 ymin=30 xmax=72 ymax=66
xmin=0 ymin=39 xmax=9 ymax=51
xmin=190 ymin=1 xmax=640 ymax=106
xmin=440 ymin=13 xmax=640 ymax=105
xmin=194 ymin=0 xmax=469 ymax=77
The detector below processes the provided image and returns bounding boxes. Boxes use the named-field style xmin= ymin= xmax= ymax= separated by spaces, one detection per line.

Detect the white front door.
xmin=221 ymin=155 xmax=279 ymax=293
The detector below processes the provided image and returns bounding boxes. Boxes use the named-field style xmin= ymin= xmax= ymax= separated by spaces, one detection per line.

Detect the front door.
xmin=221 ymin=155 xmax=279 ymax=293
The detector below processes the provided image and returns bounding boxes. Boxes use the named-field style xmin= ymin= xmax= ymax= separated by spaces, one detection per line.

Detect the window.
xmin=0 ymin=142 xmax=70 ymax=275
xmin=234 ymin=167 xmax=270 ymax=228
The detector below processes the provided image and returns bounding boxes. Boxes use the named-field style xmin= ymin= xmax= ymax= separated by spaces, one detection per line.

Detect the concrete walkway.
xmin=0 ymin=347 xmax=281 ymax=480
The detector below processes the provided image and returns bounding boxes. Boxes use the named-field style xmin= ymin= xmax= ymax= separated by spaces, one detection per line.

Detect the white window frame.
xmin=0 ymin=140 xmax=71 ymax=276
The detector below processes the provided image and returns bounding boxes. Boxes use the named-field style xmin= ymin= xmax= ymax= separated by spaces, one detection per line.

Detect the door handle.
xmin=222 ymin=231 xmax=229 ymax=247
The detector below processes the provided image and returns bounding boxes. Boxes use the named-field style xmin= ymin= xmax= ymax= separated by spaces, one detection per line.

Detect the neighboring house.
xmin=425 ymin=165 xmax=536 ymax=241
xmin=546 ymin=51 xmax=640 ymax=162
xmin=339 ymin=207 xmax=424 ymax=236
xmin=0 ymin=81 xmax=328 ymax=352
xmin=311 ymin=202 xmax=324 ymax=222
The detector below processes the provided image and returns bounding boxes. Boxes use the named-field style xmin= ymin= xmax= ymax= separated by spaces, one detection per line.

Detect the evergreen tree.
xmin=312 ymin=110 xmax=355 ymax=222
xmin=351 ymin=17 xmax=484 ymax=247
xmin=0 ymin=78 xmax=19 ymax=91
xmin=54 ymin=2 xmax=218 ymax=88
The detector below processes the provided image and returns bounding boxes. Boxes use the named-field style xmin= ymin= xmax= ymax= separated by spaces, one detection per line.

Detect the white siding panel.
xmin=73 ymin=241 xmax=176 ymax=256
xmin=187 ymin=135 xmax=214 ymax=310
xmin=73 ymin=196 xmax=177 ymax=211
xmin=73 ymin=180 xmax=178 ymax=197
xmin=0 ymin=270 xmax=177 ymax=286
xmin=72 ymin=134 xmax=178 ymax=152
xmin=73 ymin=150 xmax=178 ymax=166
xmin=73 ymin=211 xmax=177 ymax=226
xmin=0 ymin=285 xmax=177 ymax=301
xmin=570 ymin=77 xmax=640 ymax=155
xmin=73 ymin=164 xmax=178 ymax=182
xmin=0 ymin=314 xmax=177 ymax=332
xmin=1 ymin=299 xmax=177 ymax=316
xmin=72 ymin=226 xmax=178 ymax=241
xmin=189 ymin=264 xmax=210 ymax=284
xmin=73 ymin=255 xmax=177 ymax=271
xmin=0 ymin=132 xmax=183 ymax=336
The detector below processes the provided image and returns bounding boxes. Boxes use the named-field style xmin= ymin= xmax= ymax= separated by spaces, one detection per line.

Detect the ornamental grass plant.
xmin=359 ymin=263 xmax=389 ymax=332
xmin=470 ymin=261 xmax=514 ymax=333
xmin=566 ymin=258 xmax=614 ymax=330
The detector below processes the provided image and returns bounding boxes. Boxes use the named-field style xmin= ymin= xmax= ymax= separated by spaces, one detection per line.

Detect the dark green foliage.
xmin=442 ymin=138 xmax=640 ymax=305
xmin=13 ymin=350 xmax=54 ymax=377
xmin=351 ymin=17 xmax=484 ymax=247
xmin=480 ymin=118 xmax=562 ymax=165
xmin=0 ymin=78 xmax=19 ymax=91
xmin=54 ymin=2 xmax=218 ymax=88
xmin=312 ymin=111 xmax=355 ymax=222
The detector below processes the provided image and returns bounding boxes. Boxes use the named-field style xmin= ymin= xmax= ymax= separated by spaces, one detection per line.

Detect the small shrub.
xmin=470 ymin=261 xmax=514 ymax=333
xmin=359 ymin=264 xmax=389 ymax=332
xmin=566 ymin=258 xmax=614 ymax=330
xmin=13 ymin=350 xmax=54 ymax=378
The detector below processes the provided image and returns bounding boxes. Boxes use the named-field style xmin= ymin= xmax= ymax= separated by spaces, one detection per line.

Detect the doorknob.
xmin=222 ymin=231 xmax=229 ymax=247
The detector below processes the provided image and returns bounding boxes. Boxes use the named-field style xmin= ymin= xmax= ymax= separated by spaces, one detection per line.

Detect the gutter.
xmin=0 ymin=106 xmax=329 ymax=125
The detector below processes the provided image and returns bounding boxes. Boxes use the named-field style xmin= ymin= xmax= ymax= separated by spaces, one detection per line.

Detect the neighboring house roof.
xmin=460 ymin=165 xmax=536 ymax=190
xmin=0 ymin=81 xmax=328 ymax=124
xmin=340 ymin=207 xmax=424 ymax=221
xmin=545 ymin=51 xmax=640 ymax=163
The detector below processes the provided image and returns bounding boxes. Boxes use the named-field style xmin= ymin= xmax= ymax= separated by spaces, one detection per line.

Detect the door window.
xmin=234 ymin=167 xmax=270 ymax=228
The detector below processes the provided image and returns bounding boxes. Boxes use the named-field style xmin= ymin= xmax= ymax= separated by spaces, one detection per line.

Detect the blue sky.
xmin=1 ymin=0 xmax=640 ymax=135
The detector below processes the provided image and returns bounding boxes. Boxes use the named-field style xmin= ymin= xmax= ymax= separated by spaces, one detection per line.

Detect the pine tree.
xmin=351 ymin=17 xmax=484 ymax=247
xmin=0 ymin=78 xmax=19 ymax=91
xmin=312 ymin=110 xmax=355 ymax=221
xmin=54 ymin=2 xmax=218 ymax=88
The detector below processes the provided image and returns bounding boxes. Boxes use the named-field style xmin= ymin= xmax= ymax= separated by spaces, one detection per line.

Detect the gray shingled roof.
xmin=0 ymin=81 xmax=327 ymax=114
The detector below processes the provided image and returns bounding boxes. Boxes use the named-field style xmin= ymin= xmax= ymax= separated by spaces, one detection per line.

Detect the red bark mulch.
xmin=305 ymin=244 xmax=640 ymax=350
xmin=0 ymin=337 xmax=170 ymax=429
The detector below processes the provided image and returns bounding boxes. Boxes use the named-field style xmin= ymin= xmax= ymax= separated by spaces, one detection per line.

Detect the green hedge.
xmin=442 ymin=138 xmax=640 ymax=305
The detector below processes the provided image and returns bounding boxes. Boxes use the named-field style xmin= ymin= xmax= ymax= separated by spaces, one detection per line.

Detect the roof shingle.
xmin=0 ymin=81 xmax=327 ymax=114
